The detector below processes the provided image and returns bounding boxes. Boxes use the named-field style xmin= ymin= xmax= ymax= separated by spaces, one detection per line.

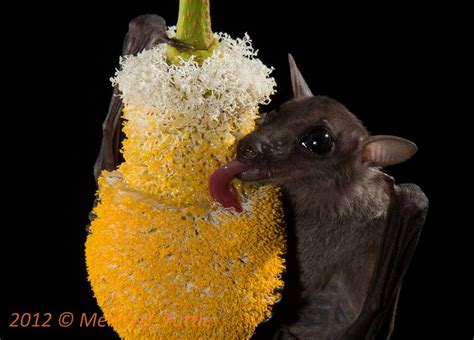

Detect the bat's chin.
xmin=234 ymin=167 xmax=270 ymax=182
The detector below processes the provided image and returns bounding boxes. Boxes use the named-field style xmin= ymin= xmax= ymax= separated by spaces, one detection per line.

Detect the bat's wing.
xmin=93 ymin=14 xmax=191 ymax=180
xmin=339 ymin=183 xmax=428 ymax=340
xmin=252 ymin=183 xmax=428 ymax=340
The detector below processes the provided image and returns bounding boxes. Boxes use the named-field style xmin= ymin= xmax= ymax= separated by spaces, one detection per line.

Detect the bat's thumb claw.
xmin=166 ymin=38 xmax=197 ymax=51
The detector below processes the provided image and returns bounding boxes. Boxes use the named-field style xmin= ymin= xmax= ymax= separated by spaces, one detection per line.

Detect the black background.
xmin=2 ymin=1 xmax=471 ymax=339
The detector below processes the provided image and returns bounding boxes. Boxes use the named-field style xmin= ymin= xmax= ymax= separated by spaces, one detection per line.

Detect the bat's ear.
xmin=288 ymin=54 xmax=313 ymax=99
xmin=359 ymin=135 xmax=418 ymax=167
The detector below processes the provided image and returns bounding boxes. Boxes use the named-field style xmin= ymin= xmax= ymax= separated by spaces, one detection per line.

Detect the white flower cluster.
xmin=112 ymin=29 xmax=276 ymax=122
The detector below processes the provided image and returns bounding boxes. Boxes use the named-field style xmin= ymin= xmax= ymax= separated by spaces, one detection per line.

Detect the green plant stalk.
xmin=168 ymin=0 xmax=219 ymax=64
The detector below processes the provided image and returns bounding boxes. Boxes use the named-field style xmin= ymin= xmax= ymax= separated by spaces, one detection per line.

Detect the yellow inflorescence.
xmin=86 ymin=170 xmax=285 ymax=339
xmin=86 ymin=32 xmax=285 ymax=339
xmin=119 ymin=106 xmax=255 ymax=207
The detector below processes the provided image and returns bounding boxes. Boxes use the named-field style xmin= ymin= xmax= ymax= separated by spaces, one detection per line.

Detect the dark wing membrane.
xmin=93 ymin=85 xmax=124 ymax=181
xmin=339 ymin=183 xmax=428 ymax=340
xmin=93 ymin=14 xmax=181 ymax=180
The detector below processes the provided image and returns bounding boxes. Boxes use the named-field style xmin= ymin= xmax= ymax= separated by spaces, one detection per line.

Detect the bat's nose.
xmin=237 ymin=135 xmax=267 ymax=162
xmin=239 ymin=144 xmax=259 ymax=161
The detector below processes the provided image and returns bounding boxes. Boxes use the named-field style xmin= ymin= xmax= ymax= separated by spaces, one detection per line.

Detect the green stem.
xmin=167 ymin=0 xmax=219 ymax=64
xmin=176 ymin=0 xmax=213 ymax=50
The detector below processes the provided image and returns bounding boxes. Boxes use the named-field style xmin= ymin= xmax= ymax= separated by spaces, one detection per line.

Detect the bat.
xmin=94 ymin=14 xmax=428 ymax=340
xmin=222 ymin=55 xmax=428 ymax=339
xmin=89 ymin=14 xmax=193 ymax=225
xmin=93 ymin=14 xmax=193 ymax=181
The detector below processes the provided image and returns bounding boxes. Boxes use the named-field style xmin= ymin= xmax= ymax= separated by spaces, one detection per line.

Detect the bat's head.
xmin=209 ymin=55 xmax=418 ymax=211
xmin=235 ymin=55 xmax=418 ymax=191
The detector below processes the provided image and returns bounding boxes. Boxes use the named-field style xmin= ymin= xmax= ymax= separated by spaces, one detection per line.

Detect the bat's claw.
xmin=86 ymin=211 xmax=95 ymax=235
xmin=86 ymin=197 xmax=99 ymax=235
xmin=85 ymin=224 xmax=93 ymax=235
xmin=165 ymin=37 xmax=196 ymax=50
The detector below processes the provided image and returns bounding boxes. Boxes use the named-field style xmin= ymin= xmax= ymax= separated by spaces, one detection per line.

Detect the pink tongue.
xmin=209 ymin=160 xmax=252 ymax=212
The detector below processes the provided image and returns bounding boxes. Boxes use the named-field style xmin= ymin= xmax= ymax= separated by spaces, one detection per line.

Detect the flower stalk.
xmin=168 ymin=0 xmax=219 ymax=63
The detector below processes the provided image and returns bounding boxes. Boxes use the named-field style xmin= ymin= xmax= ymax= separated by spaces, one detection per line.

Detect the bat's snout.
xmin=237 ymin=134 xmax=276 ymax=164
xmin=237 ymin=135 xmax=263 ymax=162
xmin=235 ymin=134 xmax=281 ymax=182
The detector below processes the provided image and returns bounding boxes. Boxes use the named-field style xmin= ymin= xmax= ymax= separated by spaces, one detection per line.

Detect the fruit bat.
xmin=210 ymin=56 xmax=428 ymax=339
xmin=93 ymin=14 xmax=192 ymax=181
xmin=90 ymin=14 xmax=190 ymax=225
xmin=94 ymin=14 xmax=428 ymax=340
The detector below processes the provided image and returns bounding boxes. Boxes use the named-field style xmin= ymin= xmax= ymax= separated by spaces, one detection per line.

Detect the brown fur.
xmin=238 ymin=96 xmax=393 ymax=338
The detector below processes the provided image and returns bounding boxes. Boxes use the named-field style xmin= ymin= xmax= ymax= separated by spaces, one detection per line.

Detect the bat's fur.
xmin=238 ymin=96 xmax=394 ymax=338
xmin=279 ymin=167 xmax=391 ymax=338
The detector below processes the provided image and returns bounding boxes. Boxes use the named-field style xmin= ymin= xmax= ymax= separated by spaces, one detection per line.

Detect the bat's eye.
xmin=299 ymin=127 xmax=334 ymax=154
